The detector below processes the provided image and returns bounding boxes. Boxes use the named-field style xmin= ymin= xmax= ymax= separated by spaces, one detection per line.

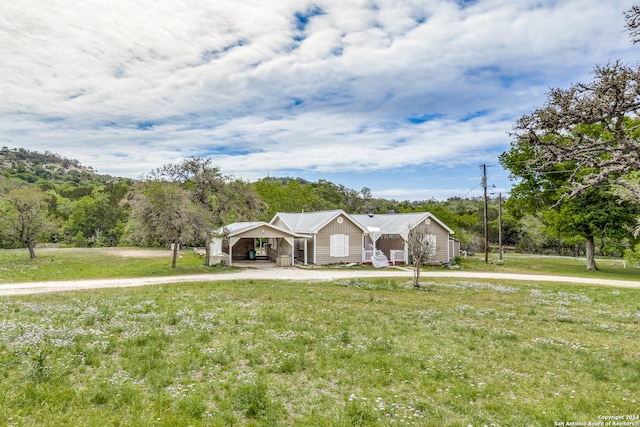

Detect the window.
xmin=426 ymin=234 xmax=437 ymax=257
xmin=330 ymin=234 xmax=349 ymax=257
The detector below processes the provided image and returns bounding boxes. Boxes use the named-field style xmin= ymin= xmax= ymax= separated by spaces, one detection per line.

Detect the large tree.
xmin=126 ymin=180 xmax=196 ymax=268
xmin=500 ymin=7 xmax=640 ymax=268
xmin=504 ymin=5 xmax=640 ymax=205
xmin=543 ymin=189 xmax=639 ymax=269
xmin=0 ymin=187 xmax=57 ymax=258
xmin=506 ymin=62 xmax=640 ymax=203
xmin=501 ymin=73 xmax=640 ymax=269
xmin=154 ymin=158 xmax=265 ymax=265
xmin=501 ymin=120 xmax=640 ymax=270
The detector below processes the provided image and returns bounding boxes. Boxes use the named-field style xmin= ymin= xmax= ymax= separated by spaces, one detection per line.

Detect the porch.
xmin=363 ymin=233 xmax=408 ymax=265
xmin=363 ymin=249 xmax=407 ymax=265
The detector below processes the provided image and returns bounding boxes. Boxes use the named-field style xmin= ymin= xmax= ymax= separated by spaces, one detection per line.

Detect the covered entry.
xmin=210 ymin=222 xmax=302 ymax=267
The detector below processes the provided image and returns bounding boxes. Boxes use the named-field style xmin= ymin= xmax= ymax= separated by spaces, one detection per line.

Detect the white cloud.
xmin=0 ymin=0 xmax=637 ymax=199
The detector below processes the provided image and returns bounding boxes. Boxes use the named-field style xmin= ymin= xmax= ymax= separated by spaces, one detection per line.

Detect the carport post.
xmin=229 ymin=236 xmax=241 ymax=267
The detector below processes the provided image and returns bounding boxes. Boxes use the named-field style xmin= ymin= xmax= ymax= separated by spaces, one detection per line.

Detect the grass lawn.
xmin=0 ymin=248 xmax=236 ymax=283
xmin=1 ymin=247 xmax=638 ymax=284
xmin=456 ymin=253 xmax=639 ymax=282
xmin=1 ymin=278 xmax=639 ymax=426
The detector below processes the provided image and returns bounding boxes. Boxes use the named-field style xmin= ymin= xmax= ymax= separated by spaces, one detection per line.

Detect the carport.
xmin=210 ymin=222 xmax=304 ymax=267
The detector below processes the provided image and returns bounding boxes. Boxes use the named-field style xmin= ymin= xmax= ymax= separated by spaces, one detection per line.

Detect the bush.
xmin=624 ymin=243 xmax=640 ymax=267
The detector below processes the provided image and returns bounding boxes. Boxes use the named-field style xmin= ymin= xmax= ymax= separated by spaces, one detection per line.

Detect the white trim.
xmin=404 ymin=239 xmax=408 ymax=264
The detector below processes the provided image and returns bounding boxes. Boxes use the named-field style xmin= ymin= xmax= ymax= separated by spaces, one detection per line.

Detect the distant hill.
xmin=0 ymin=147 xmax=116 ymax=187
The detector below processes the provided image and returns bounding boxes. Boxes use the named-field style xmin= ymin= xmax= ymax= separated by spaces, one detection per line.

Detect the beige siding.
xmin=315 ymin=214 xmax=363 ymax=265
xmin=270 ymin=238 xmax=292 ymax=257
xmin=413 ymin=223 xmax=450 ymax=264
xmin=271 ymin=217 xmax=289 ymax=230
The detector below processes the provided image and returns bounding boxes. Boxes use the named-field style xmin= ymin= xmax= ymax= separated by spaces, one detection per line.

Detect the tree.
xmin=126 ymin=180 xmax=196 ymax=268
xmin=65 ymin=186 xmax=129 ymax=247
xmin=504 ymin=6 xmax=640 ymax=206
xmin=501 ymin=51 xmax=640 ymax=269
xmin=625 ymin=5 xmax=640 ymax=44
xmin=0 ymin=187 xmax=57 ymax=258
xmin=407 ymin=225 xmax=435 ymax=288
xmin=542 ymin=189 xmax=639 ymax=269
xmin=506 ymin=62 xmax=640 ymax=203
xmin=254 ymin=177 xmax=324 ymax=219
xmin=154 ymin=158 xmax=265 ymax=265
xmin=501 ymin=125 xmax=640 ymax=270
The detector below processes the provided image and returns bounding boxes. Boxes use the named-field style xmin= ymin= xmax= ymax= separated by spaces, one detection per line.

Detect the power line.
xmin=461 ymin=183 xmax=482 ymax=199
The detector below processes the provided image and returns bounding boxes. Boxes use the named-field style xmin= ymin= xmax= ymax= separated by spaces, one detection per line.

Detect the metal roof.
xmin=217 ymin=221 xmax=305 ymax=238
xmin=351 ymin=212 xmax=454 ymax=235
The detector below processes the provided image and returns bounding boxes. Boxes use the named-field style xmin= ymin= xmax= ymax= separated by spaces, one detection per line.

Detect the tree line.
xmin=1 ymin=147 xmax=638 ymax=269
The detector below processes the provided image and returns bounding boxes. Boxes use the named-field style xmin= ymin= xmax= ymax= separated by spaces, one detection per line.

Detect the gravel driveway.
xmin=1 ymin=266 xmax=639 ymax=296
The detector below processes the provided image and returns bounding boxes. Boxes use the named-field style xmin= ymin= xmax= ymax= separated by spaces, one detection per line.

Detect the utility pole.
xmin=482 ymin=164 xmax=489 ymax=263
xmin=498 ymin=192 xmax=503 ymax=262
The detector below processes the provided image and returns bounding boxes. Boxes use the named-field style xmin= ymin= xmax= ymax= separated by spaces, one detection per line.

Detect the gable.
xmin=317 ymin=212 xmax=362 ymax=236
xmin=351 ymin=212 xmax=453 ymax=236
xmin=271 ymin=210 xmax=367 ymax=234
xmin=221 ymin=222 xmax=300 ymax=239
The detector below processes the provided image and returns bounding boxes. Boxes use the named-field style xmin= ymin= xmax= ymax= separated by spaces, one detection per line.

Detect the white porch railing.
xmin=390 ymin=250 xmax=406 ymax=265
xmin=363 ymin=249 xmax=384 ymax=263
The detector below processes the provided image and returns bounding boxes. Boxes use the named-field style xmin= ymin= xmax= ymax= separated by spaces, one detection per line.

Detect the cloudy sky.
xmin=1 ymin=0 xmax=638 ymax=200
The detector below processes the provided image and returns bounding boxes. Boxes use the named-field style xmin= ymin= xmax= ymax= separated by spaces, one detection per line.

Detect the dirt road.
xmin=1 ymin=266 xmax=639 ymax=296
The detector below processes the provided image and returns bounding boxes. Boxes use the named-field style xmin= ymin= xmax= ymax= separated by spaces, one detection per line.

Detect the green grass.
xmin=460 ymin=253 xmax=640 ymax=282
xmin=0 ymin=278 xmax=639 ymax=425
xmin=1 ymin=247 xmax=638 ymax=285
xmin=0 ymin=248 xmax=236 ymax=283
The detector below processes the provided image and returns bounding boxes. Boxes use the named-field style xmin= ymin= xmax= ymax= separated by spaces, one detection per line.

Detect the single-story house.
xmin=213 ymin=210 xmax=457 ymax=267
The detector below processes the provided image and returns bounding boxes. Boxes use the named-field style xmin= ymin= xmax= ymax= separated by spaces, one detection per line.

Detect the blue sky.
xmin=1 ymin=0 xmax=638 ymax=200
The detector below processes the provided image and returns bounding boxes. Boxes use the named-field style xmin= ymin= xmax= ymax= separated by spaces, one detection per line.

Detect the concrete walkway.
xmin=1 ymin=266 xmax=639 ymax=296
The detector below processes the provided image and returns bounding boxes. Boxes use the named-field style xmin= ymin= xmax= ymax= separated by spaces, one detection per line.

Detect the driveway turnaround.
xmin=1 ymin=267 xmax=639 ymax=296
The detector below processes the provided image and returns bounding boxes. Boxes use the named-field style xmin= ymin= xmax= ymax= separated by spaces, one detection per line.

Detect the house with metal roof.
xmin=214 ymin=210 xmax=457 ymax=267
xmin=270 ymin=209 xmax=368 ymax=265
